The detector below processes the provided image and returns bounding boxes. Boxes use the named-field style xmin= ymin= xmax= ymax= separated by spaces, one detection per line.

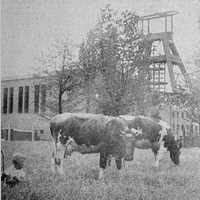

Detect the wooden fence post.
xmin=8 ymin=122 xmax=11 ymax=141
xmin=32 ymin=125 xmax=35 ymax=142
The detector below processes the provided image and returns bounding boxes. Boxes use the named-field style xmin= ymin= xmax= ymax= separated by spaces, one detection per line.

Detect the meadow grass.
xmin=1 ymin=141 xmax=200 ymax=200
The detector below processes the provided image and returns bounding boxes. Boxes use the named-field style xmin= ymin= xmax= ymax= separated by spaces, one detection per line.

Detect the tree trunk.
xmin=58 ymin=89 xmax=62 ymax=114
xmin=86 ymin=79 xmax=90 ymax=113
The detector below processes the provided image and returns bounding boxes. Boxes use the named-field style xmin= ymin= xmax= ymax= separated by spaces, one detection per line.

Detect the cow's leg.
xmin=56 ymin=142 xmax=66 ymax=175
xmin=152 ymin=146 xmax=158 ymax=162
xmin=51 ymin=141 xmax=57 ymax=173
xmin=99 ymin=168 xmax=104 ymax=180
xmin=51 ymin=151 xmax=56 ymax=173
xmin=154 ymin=126 xmax=168 ymax=168
xmin=57 ymin=162 xmax=64 ymax=175
xmin=116 ymin=157 xmax=127 ymax=179
xmin=52 ymin=130 xmax=66 ymax=175
xmin=153 ymin=152 xmax=157 ymax=161
xmin=107 ymin=155 xmax=112 ymax=167
xmin=154 ymin=140 xmax=165 ymax=168
xmin=122 ymin=158 xmax=126 ymax=168
xmin=115 ymin=157 xmax=122 ymax=170
xmin=99 ymin=152 xmax=107 ymax=179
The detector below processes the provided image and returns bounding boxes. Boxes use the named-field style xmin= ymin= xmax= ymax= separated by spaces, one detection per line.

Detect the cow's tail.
xmin=50 ymin=126 xmax=54 ymax=138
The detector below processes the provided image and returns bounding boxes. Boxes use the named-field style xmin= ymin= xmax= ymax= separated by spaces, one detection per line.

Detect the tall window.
xmin=34 ymin=85 xmax=40 ymax=113
xmin=24 ymin=86 xmax=29 ymax=113
xmin=172 ymin=123 xmax=175 ymax=130
xmin=3 ymin=88 xmax=8 ymax=114
xmin=9 ymin=87 xmax=14 ymax=113
xmin=41 ymin=85 xmax=46 ymax=113
xmin=181 ymin=112 xmax=184 ymax=119
xmin=187 ymin=125 xmax=190 ymax=136
xmin=18 ymin=87 xmax=23 ymax=113
xmin=177 ymin=124 xmax=180 ymax=132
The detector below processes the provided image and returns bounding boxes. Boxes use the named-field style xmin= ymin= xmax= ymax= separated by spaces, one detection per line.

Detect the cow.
xmin=119 ymin=115 xmax=182 ymax=168
xmin=50 ymin=113 xmax=138 ymax=179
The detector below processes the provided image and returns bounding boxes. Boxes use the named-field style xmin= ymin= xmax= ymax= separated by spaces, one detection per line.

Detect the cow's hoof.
xmin=51 ymin=158 xmax=56 ymax=173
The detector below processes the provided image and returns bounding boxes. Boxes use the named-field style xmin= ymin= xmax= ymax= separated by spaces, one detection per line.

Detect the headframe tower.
xmin=139 ymin=11 xmax=191 ymax=93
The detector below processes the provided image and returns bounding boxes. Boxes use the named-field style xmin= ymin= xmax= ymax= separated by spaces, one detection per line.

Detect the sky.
xmin=1 ymin=0 xmax=200 ymax=78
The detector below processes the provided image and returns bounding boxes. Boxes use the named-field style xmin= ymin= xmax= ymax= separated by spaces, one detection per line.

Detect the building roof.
xmin=1 ymin=74 xmax=45 ymax=82
xmin=139 ymin=11 xmax=179 ymax=20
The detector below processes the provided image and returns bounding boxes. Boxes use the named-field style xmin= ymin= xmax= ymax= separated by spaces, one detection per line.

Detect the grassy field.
xmin=1 ymin=141 xmax=200 ymax=200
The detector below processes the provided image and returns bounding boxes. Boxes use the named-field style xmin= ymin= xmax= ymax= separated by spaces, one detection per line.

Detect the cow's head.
xmin=63 ymin=136 xmax=79 ymax=157
xmin=104 ymin=118 xmax=135 ymax=161
xmin=54 ymin=130 xmax=78 ymax=169
xmin=120 ymin=125 xmax=142 ymax=161
xmin=163 ymin=135 xmax=182 ymax=165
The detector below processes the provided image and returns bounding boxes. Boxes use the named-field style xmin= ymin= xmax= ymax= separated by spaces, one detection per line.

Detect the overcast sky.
xmin=1 ymin=0 xmax=200 ymax=77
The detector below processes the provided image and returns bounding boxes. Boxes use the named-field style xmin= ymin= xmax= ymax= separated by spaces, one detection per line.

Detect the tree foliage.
xmin=79 ymin=38 xmax=98 ymax=112
xmin=79 ymin=5 xmax=150 ymax=116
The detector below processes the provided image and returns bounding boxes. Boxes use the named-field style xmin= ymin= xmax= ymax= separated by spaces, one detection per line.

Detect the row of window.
xmin=3 ymin=87 xmax=14 ymax=114
xmin=172 ymin=123 xmax=200 ymax=136
xmin=2 ymin=85 xmax=46 ymax=114
xmin=149 ymin=64 xmax=166 ymax=92
xmin=191 ymin=125 xmax=199 ymax=136
xmin=172 ymin=111 xmax=189 ymax=120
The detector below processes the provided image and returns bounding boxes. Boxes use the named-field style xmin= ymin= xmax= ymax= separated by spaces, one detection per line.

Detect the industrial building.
xmin=1 ymin=75 xmax=50 ymax=141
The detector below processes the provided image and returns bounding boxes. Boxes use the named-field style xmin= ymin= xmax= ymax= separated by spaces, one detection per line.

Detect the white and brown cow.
xmin=50 ymin=113 xmax=138 ymax=179
xmin=120 ymin=115 xmax=182 ymax=168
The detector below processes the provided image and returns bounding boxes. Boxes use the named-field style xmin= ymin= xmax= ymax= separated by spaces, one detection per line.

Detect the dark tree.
xmin=38 ymin=38 xmax=80 ymax=114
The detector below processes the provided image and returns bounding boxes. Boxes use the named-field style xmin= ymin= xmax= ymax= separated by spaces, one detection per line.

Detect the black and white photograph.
xmin=1 ymin=0 xmax=200 ymax=199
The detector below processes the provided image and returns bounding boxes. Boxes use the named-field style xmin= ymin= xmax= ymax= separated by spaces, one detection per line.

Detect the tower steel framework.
xmin=139 ymin=11 xmax=191 ymax=93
